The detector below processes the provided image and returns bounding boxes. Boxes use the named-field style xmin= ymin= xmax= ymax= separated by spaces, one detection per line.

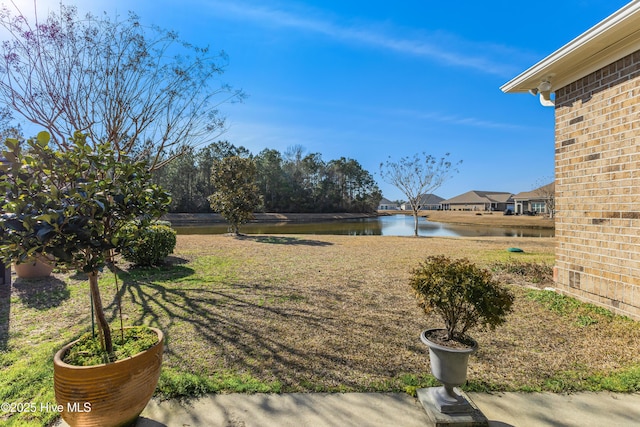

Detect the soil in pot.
xmin=63 ymin=326 xmax=159 ymax=365
xmin=422 ymin=329 xmax=476 ymax=350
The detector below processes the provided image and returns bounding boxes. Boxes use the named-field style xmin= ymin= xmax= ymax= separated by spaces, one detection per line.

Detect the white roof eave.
xmin=501 ymin=1 xmax=640 ymax=94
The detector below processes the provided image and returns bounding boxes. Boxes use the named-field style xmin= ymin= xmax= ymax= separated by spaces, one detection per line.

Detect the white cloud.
xmin=194 ymin=0 xmax=526 ymax=77
xmin=5 ymin=0 xmax=531 ymax=77
xmin=389 ymin=108 xmax=529 ymax=130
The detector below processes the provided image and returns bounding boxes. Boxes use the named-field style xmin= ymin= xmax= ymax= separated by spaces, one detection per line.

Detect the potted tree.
xmin=0 ymin=132 xmax=171 ymax=427
xmin=409 ymin=255 xmax=514 ymax=414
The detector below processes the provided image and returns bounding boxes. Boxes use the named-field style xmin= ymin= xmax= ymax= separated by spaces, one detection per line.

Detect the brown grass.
xmin=144 ymin=234 xmax=636 ymax=393
xmin=4 ymin=233 xmax=638 ymax=410
xmin=420 ymin=210 xmax=554 ymax=228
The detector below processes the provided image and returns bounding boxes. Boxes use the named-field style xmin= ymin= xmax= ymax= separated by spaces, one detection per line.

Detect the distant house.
xmin=377 ymin=198 xmax=399 ymax=211
xmin=501 ymin=2 xmax=640 ymax=319
xmin=513 ymin=182 xmax=555 ymax=216
xmin=400 ymin=194 xmax=444 ymax=211
xmin=441 ymin=191 xmax=514 ymax=212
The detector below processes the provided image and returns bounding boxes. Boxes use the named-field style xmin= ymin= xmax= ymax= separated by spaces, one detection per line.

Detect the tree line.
xmin=152 ymin=142 xmax=382 ymax=213
xmin=0 ymin=4 xmax=381 ymax=216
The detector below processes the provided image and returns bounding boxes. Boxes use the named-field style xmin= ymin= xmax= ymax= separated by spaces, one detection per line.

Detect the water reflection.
xmin=175 ymin=215 xmax=554 ymax=238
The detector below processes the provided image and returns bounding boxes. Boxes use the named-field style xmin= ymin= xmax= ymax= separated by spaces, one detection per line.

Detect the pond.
xmin=175 ymin=215 xmax=555 ymax=238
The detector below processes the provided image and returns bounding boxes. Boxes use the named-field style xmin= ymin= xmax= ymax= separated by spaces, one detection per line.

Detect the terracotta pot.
xmin=53 ymin=327 xmax=164 ymax=427
xmin=14 ymin=256 xmax=53 ymax=278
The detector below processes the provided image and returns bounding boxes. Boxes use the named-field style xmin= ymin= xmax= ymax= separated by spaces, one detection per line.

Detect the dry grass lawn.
xmin=147 ymin=234 xmax=636 ymax=394
xmin=3 ymin=233 xmax=639 ymax=423
xmin=421 ymin=210 xmax=554 ymax=228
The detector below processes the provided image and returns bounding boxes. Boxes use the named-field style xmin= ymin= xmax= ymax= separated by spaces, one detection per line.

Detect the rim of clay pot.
xmin=54 ymin=327 xmax=164 ymax=369
xmin=420 ymin=328 xmax=478 ymax=354
xmin=16 ymin=253 xmax=55 ymax=266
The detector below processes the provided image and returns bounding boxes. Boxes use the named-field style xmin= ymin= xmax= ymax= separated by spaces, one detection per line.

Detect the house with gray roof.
xmin=441 ymin=190 xmax=514 ymax=212
xmin=513 ymin=182 xmax=554 ymax=216
xmin=400 ymin=193 xmax=444 ymax=211
xmin=377 ymin=198 xmax=399 ymax=211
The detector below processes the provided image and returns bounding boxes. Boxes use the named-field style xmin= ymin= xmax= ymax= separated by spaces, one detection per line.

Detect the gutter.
xmin=501 ymin=1 xmax=640 ymax=106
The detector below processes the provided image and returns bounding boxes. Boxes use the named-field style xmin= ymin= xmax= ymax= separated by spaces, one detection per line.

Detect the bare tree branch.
xmin=380 ymin=152 xmax=460 ymax=236
xmin=0 ymin=3 xmax=244 ymax=169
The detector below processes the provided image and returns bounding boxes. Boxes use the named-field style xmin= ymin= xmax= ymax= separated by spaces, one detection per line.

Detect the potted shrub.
xmin=13 ymin=254 xmax=54 ymax=278
xmin=0 ymin=131 xmax=171 ymax=427
xmin=409 ymin=255 xmax=514 ymax=414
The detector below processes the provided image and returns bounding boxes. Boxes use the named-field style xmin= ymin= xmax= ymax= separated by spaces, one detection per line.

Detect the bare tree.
xmin=0 ymin=2 xmax=243 ymax=169
xmin=380 ymin=153 xmax=460 ymax=237
xmin=0 ymin=106 xmax=21 ymax=141
xmin=534 ymin=180 xmax=555 ymax=218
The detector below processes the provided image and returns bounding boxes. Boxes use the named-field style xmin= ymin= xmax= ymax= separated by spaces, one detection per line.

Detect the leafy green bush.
xmin=119 ymin=222 xmax=177 ymax=266
xmin=409 ymin=255 xmax=515 ymax=340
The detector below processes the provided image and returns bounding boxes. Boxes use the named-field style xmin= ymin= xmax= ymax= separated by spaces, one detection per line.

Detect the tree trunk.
xmin=412 ymin=210 xmax=419 ymax=237
xmin=89 ymin=271 xmax=113 ymax=356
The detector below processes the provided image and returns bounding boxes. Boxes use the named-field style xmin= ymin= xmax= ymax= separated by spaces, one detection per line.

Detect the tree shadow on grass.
xmin=0 ymin=282 xmax=9 ymax=351
xmin=12 ymin=276 xmax=70 ymax=310
xmin=129 ymin=282 xmax=355 ymax=389
xmin=106 ymin=264 xmax=378 ymax=395
xmin=237 ymin=235 xmax=334 ymax=246
xmin=116 ymin=265 xmax=196 ymax=284
xmin=164 ymin=255 xmax=190 ymax=265
xmin=0 ymin=275 xmax=70 ymax=350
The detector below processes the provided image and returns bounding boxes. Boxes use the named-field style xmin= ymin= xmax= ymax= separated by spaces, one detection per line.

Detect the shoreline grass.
xmin=1 ymin=234 xmax=638 ymax=427
xmin=422 ymin=210 xmax=555 ymax=229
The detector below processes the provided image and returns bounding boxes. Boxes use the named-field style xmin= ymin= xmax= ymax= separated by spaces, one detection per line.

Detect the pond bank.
xmin=400 ymin=210 xmax=554 ymax=229
xmin=164 ymin=211 xmax=554 ymax=230
xmin=163 ymin=212 xmax=377 ymax=226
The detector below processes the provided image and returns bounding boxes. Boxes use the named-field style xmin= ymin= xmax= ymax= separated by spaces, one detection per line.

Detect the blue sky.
xmin=8 ymin=0 xmax=632 ymax=200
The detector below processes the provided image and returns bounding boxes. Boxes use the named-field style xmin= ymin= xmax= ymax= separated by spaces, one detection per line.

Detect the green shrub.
xmin=409 ymin=255 xmax=515 ymax=340
xmin=119 ymin=221 xmax=177 ymax=266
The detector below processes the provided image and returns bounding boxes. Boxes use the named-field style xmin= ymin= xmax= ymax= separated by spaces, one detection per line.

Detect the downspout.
xmin=529 ymin=80 xmax=555 ymax=107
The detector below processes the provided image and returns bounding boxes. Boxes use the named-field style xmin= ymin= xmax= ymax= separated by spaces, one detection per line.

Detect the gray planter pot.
xmin=420 ymin=329 xmax=478 ymax=414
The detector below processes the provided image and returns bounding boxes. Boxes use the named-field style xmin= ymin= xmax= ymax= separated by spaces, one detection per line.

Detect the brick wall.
xmin=554 ymin=50 xmax=640 ymax=320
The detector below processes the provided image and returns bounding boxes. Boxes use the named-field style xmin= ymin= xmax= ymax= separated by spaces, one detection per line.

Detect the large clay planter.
xmin=421 ymin=329 xmax=477 ymax=414
xmin=53 ymin=327 xmax=164 ymax=427
xmin=14 ymin=256 xmax=53 ymax=278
